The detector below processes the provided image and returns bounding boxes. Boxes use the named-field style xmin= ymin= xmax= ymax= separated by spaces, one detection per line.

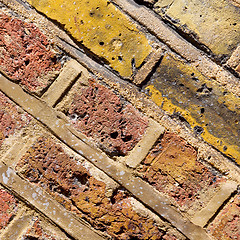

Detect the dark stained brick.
xmin=207 ymin=195 xmax=240 ymax=239
xmin=140 ymin=132 xmax=223 ymax=208
xmin=17 ymin=137 xmax=172 ymax=239
xmin=0 ymin=13 xmax=61 ymax=94
xmin=0 ymin=91 xmax=31 ymax=147
xmin=0 ymin=187 xmax=18 ymax=230
xmin=67 ymin=79 xmax=148 ymax=156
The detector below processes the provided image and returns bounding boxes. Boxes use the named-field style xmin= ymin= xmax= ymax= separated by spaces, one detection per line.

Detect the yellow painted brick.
xmin=27 ymin=0 xmax=152 ymax=78
xmin=146 ymin=54 xmax=240 ymax=163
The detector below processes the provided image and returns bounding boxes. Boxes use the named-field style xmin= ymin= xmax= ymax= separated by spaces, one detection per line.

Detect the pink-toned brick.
xmin=0 ymin=13 xmax=61 ymax=94
xmin=0 ymin=91 xmax=31 ymax=147
xmin=67 ymin=79 xmax=148 ymax=156
xmin=0 ymin=188 xmax=18 ymax=230
xmin=207 ymin=195 xmax=240 ymax=239
xmin=140 ymin=132 xmax=224 ymax=208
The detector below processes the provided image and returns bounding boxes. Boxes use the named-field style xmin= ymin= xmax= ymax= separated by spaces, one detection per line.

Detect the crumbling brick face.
xmin=22 ymin=219 xmax=58 ymax=240
xmin=0 ymin=91 xmax=31 ymax=147
xmin=0 ymin=188 xmax=18 ymax=230
xmin=140 ymin=132 xmax=223 ymax=208
xmin=0 ymin=13 xmax=61 ymax=94
xmin=17 ymin=137 xmax=168 ymax=239
xmin=207 ymin=195 xmax=240 ymax=239
xmin=67 ymin=80 xmax=148 ymax=156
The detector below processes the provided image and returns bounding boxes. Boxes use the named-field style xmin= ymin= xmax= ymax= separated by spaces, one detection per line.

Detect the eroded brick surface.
xmin=139 ymin=132 xmax=223 ymax=208
xmin=0 ymin=187 xmax=18 ymax=230
xmin=22 ymin=219 xmax=58 ymax=240
xmin=0 ymin=13 xmax=61 ymax=94
xmin=207 ymin=195 xmax=240 ymax=240
xmin=17 ymin=137 xmax=177 ymax=239
xmin=0 ymin=91 xmax=31 ymax=147
xmin=67 ymin=80 xmax=148 ymax=156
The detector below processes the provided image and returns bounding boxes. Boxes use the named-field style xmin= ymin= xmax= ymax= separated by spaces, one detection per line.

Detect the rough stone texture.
xmin=67 ymin=80 xmax=148 ymax=156
xmin=16 ymin=137 xmax=175 ymax=239
xmin=0 ymin=91 xmax=31 ymax=147
xmin=139 ymin=132 xmax=223 ymax=209
xmin=0 ymin=187 xmax=18 ymax=230
xmin=146 ymin=54 xmax=240 ymax=162
xmin=26 ymin=0 xmax=152 ymax=78
xmin=0 ymin=13 xmax=61 ymax=94
xmin=154 ymin=0 xmax=240 ymax=60
xmin=207 ymin=195 xmax=240 ymax=239
xmin=22 ymin=219 xmax=58 ymax=240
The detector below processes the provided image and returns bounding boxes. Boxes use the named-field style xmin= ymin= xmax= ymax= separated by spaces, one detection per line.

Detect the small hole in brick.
xmin=223 ymin=146 xmax=227 ymax=151
xmin=99 ymin=41 xmax=104 ymax=46
xmin=112 ymin=57 xmax=115 ymax=60
xmin=122 ymin=135 xmax=132 ymax=142
xmin=74 ymin=173 xmax=89 ymax=185
xmin=118 ymin=56 xmax=123 ymax=62
xmin=200 ymin=108 xmax=205 ymax=114
xmin=25 ymin=59 xmax=30 ymax=66
xmin=110 ymin=132 xmax=118 ymax=139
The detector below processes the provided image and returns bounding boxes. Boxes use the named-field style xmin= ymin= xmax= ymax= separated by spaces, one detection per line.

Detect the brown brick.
xmin=140 ymin=132 xmax=223 ymax=208
xmin=0 ymin=91 xmax=31 ymax=147
xmin=207 ymin=195 xmax=240 ymax=239
xmin=0 ymin=187 xmax=18 ymax=230
xmin=67 ymin=79 xmax=148 ymax=156
xmin=0 ymin=13 xmax=61 ymax=94
xmin=17 ymin=137 xmax=173 ymax=239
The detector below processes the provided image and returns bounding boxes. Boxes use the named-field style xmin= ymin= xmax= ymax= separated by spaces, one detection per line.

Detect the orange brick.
xmin=140 ymin=132 xmax=223 ymax=207
xmin=17 ymin=137 xmax=169 ymax=239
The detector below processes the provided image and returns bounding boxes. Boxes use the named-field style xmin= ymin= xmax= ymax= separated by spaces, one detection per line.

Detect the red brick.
xmin=140 ymin=132 xmax=223 ymax=208
xmin=22 ymin=219 xmax=58 ymax=240
xmin=17 ymin=137 xmax=170 ymax=239
xmin=207 ymin=195 xmax=240 ymax=239
xmin=0 ymin=13 xmax=61 ymax=94
xmin=0 ymin=188 xmax=18 ymax=230
xmin=67 ymin=79 xmax=148 ymax=156
xmin=0 ymin=91 xmax=31 ymax=147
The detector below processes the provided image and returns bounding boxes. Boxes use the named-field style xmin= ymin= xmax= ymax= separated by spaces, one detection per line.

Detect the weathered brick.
xmin=146 ymin=54 xmax=240 ymax=162
xmin=0 ymin=12 xmax=61 ymax=94
xmin=207 ymin=195 xmax=240 ymax=239
xmin=26 ymin=0 xmax=152 ymax=78
xmin=17 ymin=137 xmax=175 ymax=239
xmin=154 ymin=0 xmax=240 ymax=59
xmin=0 ymin=91 xmax=31 ymax=147
xmin=140 ymin=132 xmax=224 ymax=208
xmin=65 ymin=79 xmax=148 ymax=156
xmin=22 ymin=219 xmax=58 ymax=240
xmin=0 ymin=187 xmax=18 ymax=230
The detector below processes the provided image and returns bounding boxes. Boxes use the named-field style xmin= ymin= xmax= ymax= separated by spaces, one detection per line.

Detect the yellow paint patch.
xmin=27 ymin=0 xmax=152 ymax=77
xmin=146 ymin=54 xmax=240 ymax=163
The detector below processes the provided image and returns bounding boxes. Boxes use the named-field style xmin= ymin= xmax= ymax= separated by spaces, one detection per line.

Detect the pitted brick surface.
xmin=207 ymin=195 xmax=240 ymax=239
xmin=68 ymin=80 xmax=148 ymax=156
xmin=0 ymin=13 xmax=61 ymax=94
xmin=16 ymin=137 xmax=173 ymax=239
xmin=0 ymin=188 xmax=18 ymax=230
xmin=140 ymin=132 xmax=223 ymax=208
xmin=0 ymin=91 xmax=31 ymax=147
